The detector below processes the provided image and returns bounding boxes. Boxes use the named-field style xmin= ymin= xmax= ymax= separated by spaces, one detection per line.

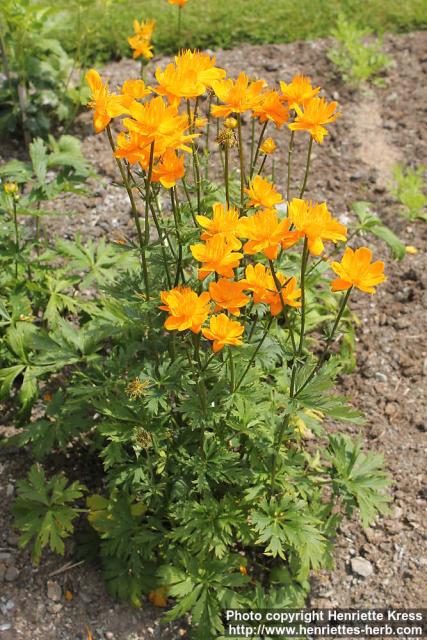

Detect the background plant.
xmin=0 ymin=0 xmax=91 ymax=143
xmin=327 ymin=14 xmax=392 ymax=87
xmin=390 ymin=163 xmax=427 ymax=221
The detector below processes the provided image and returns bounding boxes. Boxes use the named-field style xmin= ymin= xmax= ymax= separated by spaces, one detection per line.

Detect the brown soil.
xmin=0 ymin=31 xmax=426 ymax=640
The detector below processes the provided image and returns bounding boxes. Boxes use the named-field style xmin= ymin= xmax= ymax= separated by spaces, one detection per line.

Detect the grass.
xmin=53 ymin=0 xmax=427 ymax=62
xmin=390 ymin=164 xmax=427 ymax=221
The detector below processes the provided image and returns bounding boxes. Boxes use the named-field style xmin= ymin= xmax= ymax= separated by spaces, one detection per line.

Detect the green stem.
xmin=237 ymin=113 xmax=246 ymax=212
xmin=299 ymin=136 xmax=313 ymax=199
xmin=297 ymin=238 xmax=309 ymax=355
xmin=270 ymin=415 xmax=290 ymax=497
xmin=12 ymin=199 xmax=19 ymax=278
xmin=224 ymin=144 xmax=230 ymax=209
xmin=170 ymin=187 xmax=185 ymax=286
xmin=229 ymin=348 xmax=235 ymax=393
xmin=247 ymin=314 xmax=258 ymax=342
xmin=295 ymin=288 xmax=352 ymax=398
xmin=144 ymin=142 xmax=155 ymax=246
xmin=250 ymin=121 xmax=268 ymax=178
xmin=205 ymin=91 xmax=213 ymax=179
xmin=268 ymin=260 xmax=297 ymax=355
xmin=286 ymin=130 xmax=295 ymax=202
xmin=106 ymin=125 xmax=150 ymax=298
xmin=181 ymin=177 xmax=197 ymax=226
xmin=187 ymin=100 xmax=202 ymax=216
xmin=257 ymin=155 xmax=267 ymax=176
xmin=234 ymin=317 xmax=273 ymax=392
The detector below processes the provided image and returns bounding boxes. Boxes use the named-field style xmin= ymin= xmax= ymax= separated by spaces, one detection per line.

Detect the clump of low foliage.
xmin=0 ymin=47 xmax=395 ymax=640
xmin=0 ymin=0 xmax=90 ymax=143
xmin=327 ymin=14 xmax=392 ymax=87
xmin=390 ymin=164 xmax=427 ymax=221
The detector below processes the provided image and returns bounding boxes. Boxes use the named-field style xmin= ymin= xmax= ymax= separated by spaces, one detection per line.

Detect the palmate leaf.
xmin=12 ymin=464 xmax=85 ymax=563
xmin=251 ymin=497 xmax=327 ymax=575
xmin=327 ymin=434 xmax=391 ymax=527
xmin=158 ymin=552 xmax=248 ymax=636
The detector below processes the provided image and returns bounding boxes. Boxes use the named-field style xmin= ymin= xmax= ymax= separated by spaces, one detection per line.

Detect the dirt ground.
xmin=0 ymin=31 xmax=426 ymax=640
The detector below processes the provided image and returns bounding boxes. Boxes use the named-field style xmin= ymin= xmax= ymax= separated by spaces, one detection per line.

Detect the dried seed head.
xmin=216 ymin=128 xmax=237 ymax=149
xmin=126 ymin=377 xmax=151 ymax=399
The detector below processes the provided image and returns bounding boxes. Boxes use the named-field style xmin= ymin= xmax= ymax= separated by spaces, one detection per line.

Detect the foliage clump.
xmin=0 ymin=29 xmax=394 ymax=640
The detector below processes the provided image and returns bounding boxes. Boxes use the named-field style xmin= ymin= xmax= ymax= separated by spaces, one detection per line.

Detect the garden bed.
xmin=0 ymin=30 xmax=426 ymax=640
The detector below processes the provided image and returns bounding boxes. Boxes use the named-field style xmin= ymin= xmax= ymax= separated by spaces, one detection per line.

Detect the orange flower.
xmin=202 ymin=314 xmax=244 ymax=352
xmin=330 ymin=247 xmax=386 ymax=294
xmin=159 ymin=286 xmax=211 ymax=333
xmin=132 ymin=18 xmax=156 ymax=40
xmin=238 ymin=208 xmax=299 ymax=260
xmin=123 ymin=96 xmax=196 ymax=154
xmin=190 ymin=236 xmax=243 ymax=280
xmin=85 ymin=69 xmax=128 ymax=133
xmin=240 ymin=264 xmax=301 ymax=313
xmin=128 ymin=34 xmax=154 ymax=60
xmin=169 ymin=0 xmax=188 ymax=5
xmin=115 ymin=131 xmax=151 ymax=167
xmin=240 ymin=263 xmax=275 ymax=304
xmin=267 ymin=274 xmax=302 ymax=315
xmin=252 ymin=90 xmax=289 ymax=128
xmin=196 ymin=203 xmax=241 ymax=250
xmin=209 ymin=279 xmax=250 ymax=315
xmin=151 ymin=149 xmax=185 ymax=188
xmin=121 ymin=79 xmax=152 ymax=101
xmin=245 ymin=175 xmax=283 ymax=209
xmin=288 ymin=97 xmax=340 ymax=144
xmin=128 ymin=19 xmax=155 ymax=60
xmin=287 ymin=198 xmax=347 ymax=256
xmin=211 ymin=72 xmax=266 ymax=118
xmin=155 ymin=50 xmax=225 ymax=106
xmin=260 ymin=137 xmax=276 ymax=155
xmin=279 ymin=75 xmax=320 ymax=109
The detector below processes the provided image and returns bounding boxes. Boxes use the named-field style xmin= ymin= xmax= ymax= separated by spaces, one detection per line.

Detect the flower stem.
xmin=270 ymin=415 xmax=290 ymax=497
xmin=286 ymin=130 xmax=295 ymax=201
xmin=295 ymin=287 xmax=352 ymax=398
xmin=268 ymin=259 xmax=297 ymax=354
xmin=229 ymin=348 xmax=235 ymax=393
xmin=250 ymin=121 xmax=268 ymax=178
xmin=106 ymin=124 xmax=150 ymax=299
xmin=170 ymin=187 xmax=184 ymax=286
xmin=144 ymin=142 xmax=155 ymax=246
xmin=237 ymin=113 xmax=246 ymax=212
xmin=224 ymin=144 xmax=230 ymax=209
xmin=12 ymin=199 xmax=19 ymax=278
xmin=299 ymin=136 xmax=313 ymax=198
xmin=234 ymin=317 xmax=273 ymax=392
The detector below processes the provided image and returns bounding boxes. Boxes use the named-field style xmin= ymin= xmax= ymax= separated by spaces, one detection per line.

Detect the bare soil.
xmin=0 ymin=31 xmax=426 ymax=640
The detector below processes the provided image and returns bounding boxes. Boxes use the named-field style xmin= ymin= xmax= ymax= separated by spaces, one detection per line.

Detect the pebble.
xmin=264 ymin=61 xmax=280 ymax=72
xmin=0 ymin=623 xmax=11 ymax=631
xmin=47 ymin=580 xmax=62 ymax=602
xmin=105 ymin=633 xmax=114 ymax=640
xmin=350 ymin=556 xmax=374 ymax=578
xmin=374 ymin=372 xmax=388 ymax=382
xmin=4 ymin=566 xmax=19 ymax=582
xmin=47 ymin=602 xmax=63 ymax=614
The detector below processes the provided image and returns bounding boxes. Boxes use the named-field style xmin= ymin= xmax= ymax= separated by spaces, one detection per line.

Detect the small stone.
xmin=105 ymin=633 xmax=114 ymax=640
xmin=4 ymin=566 xmax=19 ymax=582
xmin=374 ymin=372 xmax=388 ymax=383
xmin=6 ymin=532 xmax=19 ymax=547
xmin=47 ymin=602 xmax=63 ymax=614
xmin=392 ymin=506 xmax=403 ymax=519
xmin=47 ymin=580 xmax=62 ymax=602
xmin=264 ymin=61 xmax=280 ymax=72
xmin=385 ymin=402 xmax=397 ymax=416
xmin=351 ymin=556 xmax=374 ymax=578
xmin=0 ymin=623 xmax=12 ymax=632
xmin=5 ymin=484 xmax=14 ymax=498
